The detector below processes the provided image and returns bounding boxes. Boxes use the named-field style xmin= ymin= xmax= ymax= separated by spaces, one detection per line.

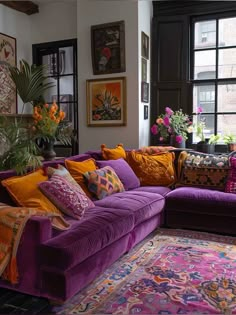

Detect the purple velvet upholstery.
xmin=133 ymin=186 xmax=172 ymax=197
xmin=0 ymin=154 xmax=165 ymax=302
xmin=96 ymin=158 xmax=140 ymax=190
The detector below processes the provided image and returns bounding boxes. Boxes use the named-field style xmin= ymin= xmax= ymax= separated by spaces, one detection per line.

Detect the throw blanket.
xmin=0 ymin=203 xmax=70 ymax=284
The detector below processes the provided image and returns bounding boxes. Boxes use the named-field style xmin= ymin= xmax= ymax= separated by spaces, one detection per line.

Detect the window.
xmin=192 ymin=16 xmax=236 ymax=142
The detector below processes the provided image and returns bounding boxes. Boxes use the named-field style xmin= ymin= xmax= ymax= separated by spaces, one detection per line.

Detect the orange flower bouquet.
xmin=33 ymin=102 xmax=65 ymax=139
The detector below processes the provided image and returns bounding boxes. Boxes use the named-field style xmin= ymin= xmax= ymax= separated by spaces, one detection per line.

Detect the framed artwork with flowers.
xmin=91 ymin=21 xmax=126 ymax=75
xmin=0 ymin=33 xmax=17 ymax=114
xmin=86 ymin=77 xmax=126 ymax=126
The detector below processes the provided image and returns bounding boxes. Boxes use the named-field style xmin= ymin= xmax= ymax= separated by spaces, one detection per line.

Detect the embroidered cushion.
xmin=101 ymin=143 xmax=126 ymax=160
xmin=65 ymin=158 xmax=97 ymax=198
xmin=225 ymin=157 xmax=236 ymax=194
xmin=1 ymin=169 xmax=60 ymax=214
xmin=177 ymin=151 xmax=230 ymax=191
xmin=96 ymin=158 xmax=140 ymax=190
xmin=39 ymin=174 xmax=94 ymax=219
xmin=83 ymin=166 xmax=125 ymax=200
xmin=126 ymin=151 xmax=176 ymax=186
xmin=139 ymin=146 xmax=175 ymax=155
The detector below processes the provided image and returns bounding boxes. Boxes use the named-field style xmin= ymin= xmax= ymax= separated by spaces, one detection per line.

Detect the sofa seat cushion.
xmin=133 ymin=186 xmax=172 ymax=197
xmin=40 ymin=191 xmax=165 ymax=271
xmin=95 ymin=190 xmax=165 ymax=226
xmin=166 ymin=187 xmax=236 ymax=216
xmin=40 ymin=205 xmax=135 ymax=270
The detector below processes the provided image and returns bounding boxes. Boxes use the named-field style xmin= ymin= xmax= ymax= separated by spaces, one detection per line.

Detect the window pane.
xmin=218 ymin=48 xmax=236 ymax=78
xmin=44 ymin=77 xmax=57 ymax=103
xmin=194 ymin=50 xmax=216 ymax=79
xmin=218 ymin=84 xmax=236 ymax=112
xmin=59 ymin=47 xmax=74 ymax=75
xmin=218 ymin=114 xmax=236 ymax=136
xmin=192 ymin=114 xmax=215 ymax=142
xmin=219 ymin=17 xmax=236 ymax=47
xmin=194 ymin=20 xmax=216 ymax=49
xmin=193 ymin=84 xmax=215 ymax=113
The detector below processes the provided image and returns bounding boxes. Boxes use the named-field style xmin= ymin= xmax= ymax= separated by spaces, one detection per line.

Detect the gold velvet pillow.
xmin=126 ymin=151 xmax=176 ymax=186
xmin=1 ymin=169 xmax=60 ymax=214
xmin=101 ymin=143 xmax=126 ymax=160
xmin=65 ymin=158 xmax=97 ymax=198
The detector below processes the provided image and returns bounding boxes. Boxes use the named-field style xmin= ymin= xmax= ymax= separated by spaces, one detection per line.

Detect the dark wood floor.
xmin=0 ymin=288 xmax=52 ymax=314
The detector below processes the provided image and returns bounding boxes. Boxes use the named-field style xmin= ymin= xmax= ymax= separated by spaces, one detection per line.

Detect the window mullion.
xmin=215 ymin=18 xmax=219 ymax=134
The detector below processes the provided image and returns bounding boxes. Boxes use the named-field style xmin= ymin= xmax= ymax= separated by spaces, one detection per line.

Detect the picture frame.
xmin=141 ymin=82 xmax=149 ymax=103
xmin=0 ymin=33 xmax=17 ymax=114
xmin=144 ymin=105 xmax=148 ymax=120
xmin=141 ymin=31 xmax=149 ymax=60
xmin=91 ymin=20 xmax=126 ymax=75
xmin=141 ymin=58 xmax=147 ymax=82
xmin=86 ymin=77 xmax=126 ymax=126
xmin=52 ymin=94 xmax=73 ymax=121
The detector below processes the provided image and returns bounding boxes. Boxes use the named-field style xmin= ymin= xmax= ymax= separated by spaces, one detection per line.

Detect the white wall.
xmin=0 ymin=4 xmax=32 ymax=113
xmin=138 ymin=0 xmax=153 ymax=148
xmin=77 ymin=0 xmax=139 ymax=153
xmin=30 ymin=1 xmax=77 ymax=44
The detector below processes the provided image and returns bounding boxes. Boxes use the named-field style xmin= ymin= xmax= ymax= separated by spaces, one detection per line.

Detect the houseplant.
xmin=0 ymin=60 xmax=71 ymax=173
xmin=151 ymin=106 xmax=193 ymax=148
xmin=223 ymin=133 xmax=236 ymax=152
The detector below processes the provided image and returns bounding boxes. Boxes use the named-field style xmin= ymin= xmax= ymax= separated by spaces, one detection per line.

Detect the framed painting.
xmin=141 ymin=58 xmax=147 ymax=82
xmin=91 ymin=21 xmax=126 ymax=75
xmin=86 ymin=77 xmax=126 ymax=126
xmin=141 ymin=31 xmax=149 ymax=60
xmin=141 ymin=82 xmax=149 ymax=103
xmin=0 ymin=33 xmax=17 ymax=114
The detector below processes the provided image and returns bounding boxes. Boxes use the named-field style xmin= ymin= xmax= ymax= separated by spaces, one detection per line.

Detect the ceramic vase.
xmin=170 ymin=135 xmax=186 ymax=149
xmin=41 ymin=139 xmax=56 ymax=161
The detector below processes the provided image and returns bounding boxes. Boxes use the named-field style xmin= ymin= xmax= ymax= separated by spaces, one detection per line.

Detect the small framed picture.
xmin=144 ymin=105 xmax=148 ymax=120
xmin=141 ymin=82 xmax=149 ymax=103
xmin=141 ymin=31 xmax=149 ymax=60
xmin=141 ymin=58 xmax=147 ymax=82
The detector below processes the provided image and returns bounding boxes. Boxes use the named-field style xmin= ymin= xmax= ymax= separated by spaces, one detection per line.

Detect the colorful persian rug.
xmin=52 ymin=228 xmax=236 ymax=315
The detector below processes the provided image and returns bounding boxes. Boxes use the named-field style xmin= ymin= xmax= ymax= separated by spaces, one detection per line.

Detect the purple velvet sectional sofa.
xmin=0 ymin=153 xmax=169 ymax=303
xmin=0 ymin=150 xmax=236 ymax=303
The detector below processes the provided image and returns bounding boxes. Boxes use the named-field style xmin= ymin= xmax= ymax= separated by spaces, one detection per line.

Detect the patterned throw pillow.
xmin=45 ymin=164 xmax=80 ymax=187
xmin=225 ymin=157 xmax=236 ymax=194
xmin=83 ymin=166 xmax=125 ymax=200
xmin=126 ymin=151 xmax=176 ymax=186
xmin=177 ymin=151 xmax=230 ymax=191
xmin=39 ymin=174 xmax=95 ymax=220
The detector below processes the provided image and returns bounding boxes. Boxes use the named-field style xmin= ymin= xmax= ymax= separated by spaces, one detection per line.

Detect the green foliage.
xmin=223 ymin=134 xmax=236 ymax=144
xmin=208 ymin=134 xmax=221 ymax=144
xmin=0 ymin=117 xmax=42 ymax=174
xmin=9 ymin=59 xmax=54 ymax=107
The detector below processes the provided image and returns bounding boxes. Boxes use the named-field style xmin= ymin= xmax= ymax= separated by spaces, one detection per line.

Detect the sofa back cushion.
xmin=126 ymin=151 xmax=176 ymax=186
xmin=84 ymin=166 xmax=125 ymax=199
xmin=39 ymin=174 xmax=94 ymax=219
xmin=96 ymin=158 xmax=140 ymax=190
xmin=177 ymin=151 xmax=230 ymax=191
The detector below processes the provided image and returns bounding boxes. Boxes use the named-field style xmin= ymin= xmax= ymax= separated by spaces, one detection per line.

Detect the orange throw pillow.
xmin=126 ymin=151 xmax=176 ymax=186
xmin=101 ymin=143 xmax=126 ymax=160
xmin=1 ymin=169 xmax=60 ymax=214
xmin=65 ymin=158 xmax=97 ymax=198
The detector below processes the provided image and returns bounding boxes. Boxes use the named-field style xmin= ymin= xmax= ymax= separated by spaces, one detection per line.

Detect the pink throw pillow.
xmin=39 ymin=174 xmax=94 ymax=219
xmin=225 ymin=157 xmax=236 ymax=194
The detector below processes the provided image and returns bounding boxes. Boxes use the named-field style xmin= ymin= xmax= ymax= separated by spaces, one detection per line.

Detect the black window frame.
xmin=190 ymin=11 xmax=236 ymax=142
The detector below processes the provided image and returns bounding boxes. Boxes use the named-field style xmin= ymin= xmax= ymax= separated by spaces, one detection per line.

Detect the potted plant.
xmin=223 ymin=134 xmax=236 ymax=152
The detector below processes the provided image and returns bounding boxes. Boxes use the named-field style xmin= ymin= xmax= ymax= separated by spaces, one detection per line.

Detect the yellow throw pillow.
xmin=101 ymin=143 xmax=126 ymax=160
xmin=65 ymin=158 xmax=97 ymax=198
xmin=1 ymin=169 xmax=60 ymax=214
xmin=126 ymin=151 xmax=176 ymax=186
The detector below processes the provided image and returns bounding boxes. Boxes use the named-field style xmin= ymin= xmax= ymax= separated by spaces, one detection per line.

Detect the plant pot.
xmin=196 ymin=141 xmax=215 ymax=154
xmin=169 ymin=135 xmax=186 ymax=149
xmin=228 ymin=143 xmax=236 ymax=152
xmin=41 ymin=139 xmax=56 ymax=161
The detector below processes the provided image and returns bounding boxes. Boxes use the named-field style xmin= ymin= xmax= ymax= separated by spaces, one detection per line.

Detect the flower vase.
xmin=41 ymin=139 xmax=56 ymax=161
xmin=170 ymin=135 xmax=186 ymax=149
